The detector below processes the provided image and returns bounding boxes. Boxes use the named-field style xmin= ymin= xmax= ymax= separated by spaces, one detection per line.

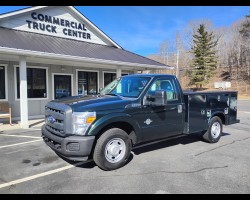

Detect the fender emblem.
xmin=144 ymin=118 xmax=153 ymax=125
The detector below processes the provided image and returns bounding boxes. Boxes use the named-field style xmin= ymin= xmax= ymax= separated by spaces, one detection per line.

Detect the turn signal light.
xmin=86 ymin=116 xmax=96 ymax=124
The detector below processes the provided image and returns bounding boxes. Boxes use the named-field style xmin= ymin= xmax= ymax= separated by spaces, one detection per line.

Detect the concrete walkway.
xmin=0 ymin=118 xmax=45 ymax=131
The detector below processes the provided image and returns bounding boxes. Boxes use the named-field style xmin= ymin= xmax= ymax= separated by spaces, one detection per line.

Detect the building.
xmin=0 ymin=6 xmax=170 ymax=128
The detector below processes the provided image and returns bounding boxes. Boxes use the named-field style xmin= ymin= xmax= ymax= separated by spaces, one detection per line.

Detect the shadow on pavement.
xmin=74 ymin=153 xmax=134 ymax=170
xmin=132 ymin=132 xmax=231 ymax=155
xmin=222 ymin=132 xmax=231 ymax=136
xmin=132 ymin=135 xmax=199 ymax=155
xmin=56 ymin=132 xmax=231 ymax=170
xmin=29 ymin=120 xmax=45 ymax=128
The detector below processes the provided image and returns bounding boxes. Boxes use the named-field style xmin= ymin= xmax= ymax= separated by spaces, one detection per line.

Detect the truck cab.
xmin=42 ymin=74 xmax=239 ymax=171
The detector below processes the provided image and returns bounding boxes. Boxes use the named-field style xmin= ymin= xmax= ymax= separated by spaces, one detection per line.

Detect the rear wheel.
xmin=93 ymin=128 xmax=132 ymax=171
xmin=203 ymin=116 xmax=222 ymax=143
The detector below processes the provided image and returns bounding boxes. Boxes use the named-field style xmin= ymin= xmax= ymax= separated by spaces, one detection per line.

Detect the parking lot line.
xmin=0 ymin=139 xmax=43 ymax=149
xmin=0 ymin=161 xmax=86 ymax=189
xmin=238 ymin=111 xmax=250 ymax=114
xmin=5 ymin=147 xmax=41 ymax=155
xmin=0 ymin=134 xmax=41 ymax=139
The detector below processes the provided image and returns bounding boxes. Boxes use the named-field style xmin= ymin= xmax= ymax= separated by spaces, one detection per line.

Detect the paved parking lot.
xmin=0 ymin=100 xmax=249 ymax=194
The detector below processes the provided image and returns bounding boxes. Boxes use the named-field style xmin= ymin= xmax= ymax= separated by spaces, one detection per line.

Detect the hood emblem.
xmin=47 ymin=115 xmax=56 ymax=124
xmin=144 ymin=118 xmax=153 ymax=125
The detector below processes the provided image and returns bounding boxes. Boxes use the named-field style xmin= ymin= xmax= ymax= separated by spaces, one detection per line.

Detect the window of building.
xmin=77 ymin=71 xmax=98 ymax=95
xmin=0 ymin=66 xmax=6 ymax=100
xmin=16 ymin=67 xmax=47 ymax=99
xmin=104 ymin=73 xmax=116 ymax=87
xmin=104 ymin=72 xmax=128 ymax=87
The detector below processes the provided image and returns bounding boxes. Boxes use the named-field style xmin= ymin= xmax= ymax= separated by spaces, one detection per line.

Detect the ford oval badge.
xmin=47 ymin=115 xmax=56 ymax=124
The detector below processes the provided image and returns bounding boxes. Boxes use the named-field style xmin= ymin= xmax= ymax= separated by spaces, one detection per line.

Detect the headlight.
xmin=72 ymin=112 xmax=96 ymax=135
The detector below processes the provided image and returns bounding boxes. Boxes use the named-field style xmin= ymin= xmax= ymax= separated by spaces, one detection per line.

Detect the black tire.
xmin=93 ymin=128 xmax=132 ymax=171
xmin=203 ymin=116 xmax=223 ymax=143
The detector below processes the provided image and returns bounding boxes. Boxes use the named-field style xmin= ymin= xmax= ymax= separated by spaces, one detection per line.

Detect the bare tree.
xmin=159 ymin=39 xmax=169 ymax=65
xmin=147 ymin=15 xmax=250 ymax=92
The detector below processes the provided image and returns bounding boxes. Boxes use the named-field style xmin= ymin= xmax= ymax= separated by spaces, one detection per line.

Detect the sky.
xmin=0 ymin=6 xmax=250 ymax=57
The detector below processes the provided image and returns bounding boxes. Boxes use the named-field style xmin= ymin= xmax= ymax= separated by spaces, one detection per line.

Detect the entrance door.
xmin=54 ymin=75 xmax=72 ymax=99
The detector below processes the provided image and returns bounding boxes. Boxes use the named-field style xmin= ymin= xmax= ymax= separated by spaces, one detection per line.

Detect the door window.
xmin=147 ymin=78 xmax=178 ymax=101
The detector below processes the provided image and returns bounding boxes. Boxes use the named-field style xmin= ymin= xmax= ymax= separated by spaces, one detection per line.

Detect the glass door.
xmin=54 ymin=75 xmax=72 ymax=99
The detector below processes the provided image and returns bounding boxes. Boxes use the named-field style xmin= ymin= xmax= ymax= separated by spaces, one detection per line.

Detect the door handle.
xmin=178 ymin=105 xmax=182 ymax=113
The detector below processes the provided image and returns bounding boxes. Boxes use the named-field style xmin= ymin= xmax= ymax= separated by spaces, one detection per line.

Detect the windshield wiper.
xmin=106 ymin=93 xmax=123 ymax=98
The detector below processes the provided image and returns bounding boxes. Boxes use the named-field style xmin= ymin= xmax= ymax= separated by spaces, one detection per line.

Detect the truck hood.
xmin=52 ymin=95 xmax=134 ymax=112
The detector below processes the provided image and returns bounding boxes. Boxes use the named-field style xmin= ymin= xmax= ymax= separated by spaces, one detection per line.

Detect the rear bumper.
xmin=225 ymin=119 xmax=240 ymax=125
xmin=235 ymin=119 xmax=240 ymax=123
xmin=41 ymin=124 xmax=95 ymax=161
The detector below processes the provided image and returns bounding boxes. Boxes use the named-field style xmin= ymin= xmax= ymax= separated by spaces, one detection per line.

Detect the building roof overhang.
xmin=0 ymin=28 xmax=173 ymax=70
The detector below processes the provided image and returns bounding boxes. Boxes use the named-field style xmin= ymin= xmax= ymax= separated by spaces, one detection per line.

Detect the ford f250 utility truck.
xmin=42 ymin=74 xmax=240 ymax=171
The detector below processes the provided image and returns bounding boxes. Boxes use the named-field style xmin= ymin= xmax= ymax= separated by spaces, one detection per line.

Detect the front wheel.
xmin=202 ymin=116 xmax=223 ymax=143
xmin=93 ymin=128 xmax=132 ymax=171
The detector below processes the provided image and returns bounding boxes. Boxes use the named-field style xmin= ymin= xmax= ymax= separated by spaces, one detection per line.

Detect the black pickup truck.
xmin=42 ymin=74 xmax=240 ymax=170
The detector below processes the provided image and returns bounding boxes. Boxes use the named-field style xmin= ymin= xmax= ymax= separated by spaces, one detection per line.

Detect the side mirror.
xmin=144 ymin=90 xmax=167 ymax=106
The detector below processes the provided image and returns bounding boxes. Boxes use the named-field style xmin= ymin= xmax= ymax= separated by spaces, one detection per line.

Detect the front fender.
xmin=87 ymin=113 xmax=142 ymax=142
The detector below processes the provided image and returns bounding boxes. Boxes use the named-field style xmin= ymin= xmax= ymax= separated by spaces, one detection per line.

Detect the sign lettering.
xmin=26 ymin=12 xmax=91 ymax=40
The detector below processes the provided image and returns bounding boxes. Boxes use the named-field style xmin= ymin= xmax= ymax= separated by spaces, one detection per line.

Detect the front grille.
xmin=45 ymin=102 xmax=72 ymax=137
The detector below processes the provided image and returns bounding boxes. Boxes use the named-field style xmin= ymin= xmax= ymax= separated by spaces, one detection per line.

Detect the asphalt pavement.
xmin=0 ymin=100 xmax=249 ymax=194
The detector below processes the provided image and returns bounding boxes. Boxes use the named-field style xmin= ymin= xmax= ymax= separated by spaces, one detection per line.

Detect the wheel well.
xmin=89 ymin=122 xmax=137 ymax=158
xmin=213 ymin=113 xmax=225 ymax=124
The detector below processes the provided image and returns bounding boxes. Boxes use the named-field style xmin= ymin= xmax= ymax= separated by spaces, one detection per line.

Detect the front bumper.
xmin=41 ymin=124 xmax=95 ymax=161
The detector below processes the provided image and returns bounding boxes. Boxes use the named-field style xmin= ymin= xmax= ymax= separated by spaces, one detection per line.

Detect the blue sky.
xmin=0 ymin=6 xmax=250 ymax=56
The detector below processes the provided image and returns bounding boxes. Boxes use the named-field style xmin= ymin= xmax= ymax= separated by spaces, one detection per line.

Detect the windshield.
xmin=100 ymin=76 xmax=151 ymax=98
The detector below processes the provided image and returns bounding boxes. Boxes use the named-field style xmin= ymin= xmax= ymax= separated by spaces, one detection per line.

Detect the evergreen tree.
xmin=239 ymin=13 xmax=250 ymax=39
xmin=189 ymin=24 xmax=218 ymax=88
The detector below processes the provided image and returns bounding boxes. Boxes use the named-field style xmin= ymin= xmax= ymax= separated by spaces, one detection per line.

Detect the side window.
xmin=147 ymin=78 xmax=178 ymax=101
xmin=0 ymin=66 xmax=6 ymax=100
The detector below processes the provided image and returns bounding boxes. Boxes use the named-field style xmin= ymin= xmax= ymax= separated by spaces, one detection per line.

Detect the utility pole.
xmin=175 ymin=31 xmax=180 ymax=79
xmin=176 ymin=50 xmax=179 ymax=79
xmin=166 ymin=51 xmax=169 ymax=65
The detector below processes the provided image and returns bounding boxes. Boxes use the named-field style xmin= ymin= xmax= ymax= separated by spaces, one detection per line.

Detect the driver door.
xmin=139 ymin=77 xmax=184 ymax=142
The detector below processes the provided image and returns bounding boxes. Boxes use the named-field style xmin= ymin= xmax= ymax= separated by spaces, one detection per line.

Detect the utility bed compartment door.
xmin=184 ymin=94 xmax=206 ymax=134
xmin=228 ymin=92 xmax=239 ymax=125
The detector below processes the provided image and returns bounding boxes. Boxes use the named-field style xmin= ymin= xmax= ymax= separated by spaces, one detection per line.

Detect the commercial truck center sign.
xmin=26 ymin=12 xmax=91 ymax=40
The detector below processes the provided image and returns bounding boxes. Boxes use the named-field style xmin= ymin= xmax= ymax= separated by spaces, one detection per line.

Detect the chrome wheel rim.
xmin=105 ymin=138 xmax=126 ymax=163
xmin=211 ymin=122 xmax=221 ymax=139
